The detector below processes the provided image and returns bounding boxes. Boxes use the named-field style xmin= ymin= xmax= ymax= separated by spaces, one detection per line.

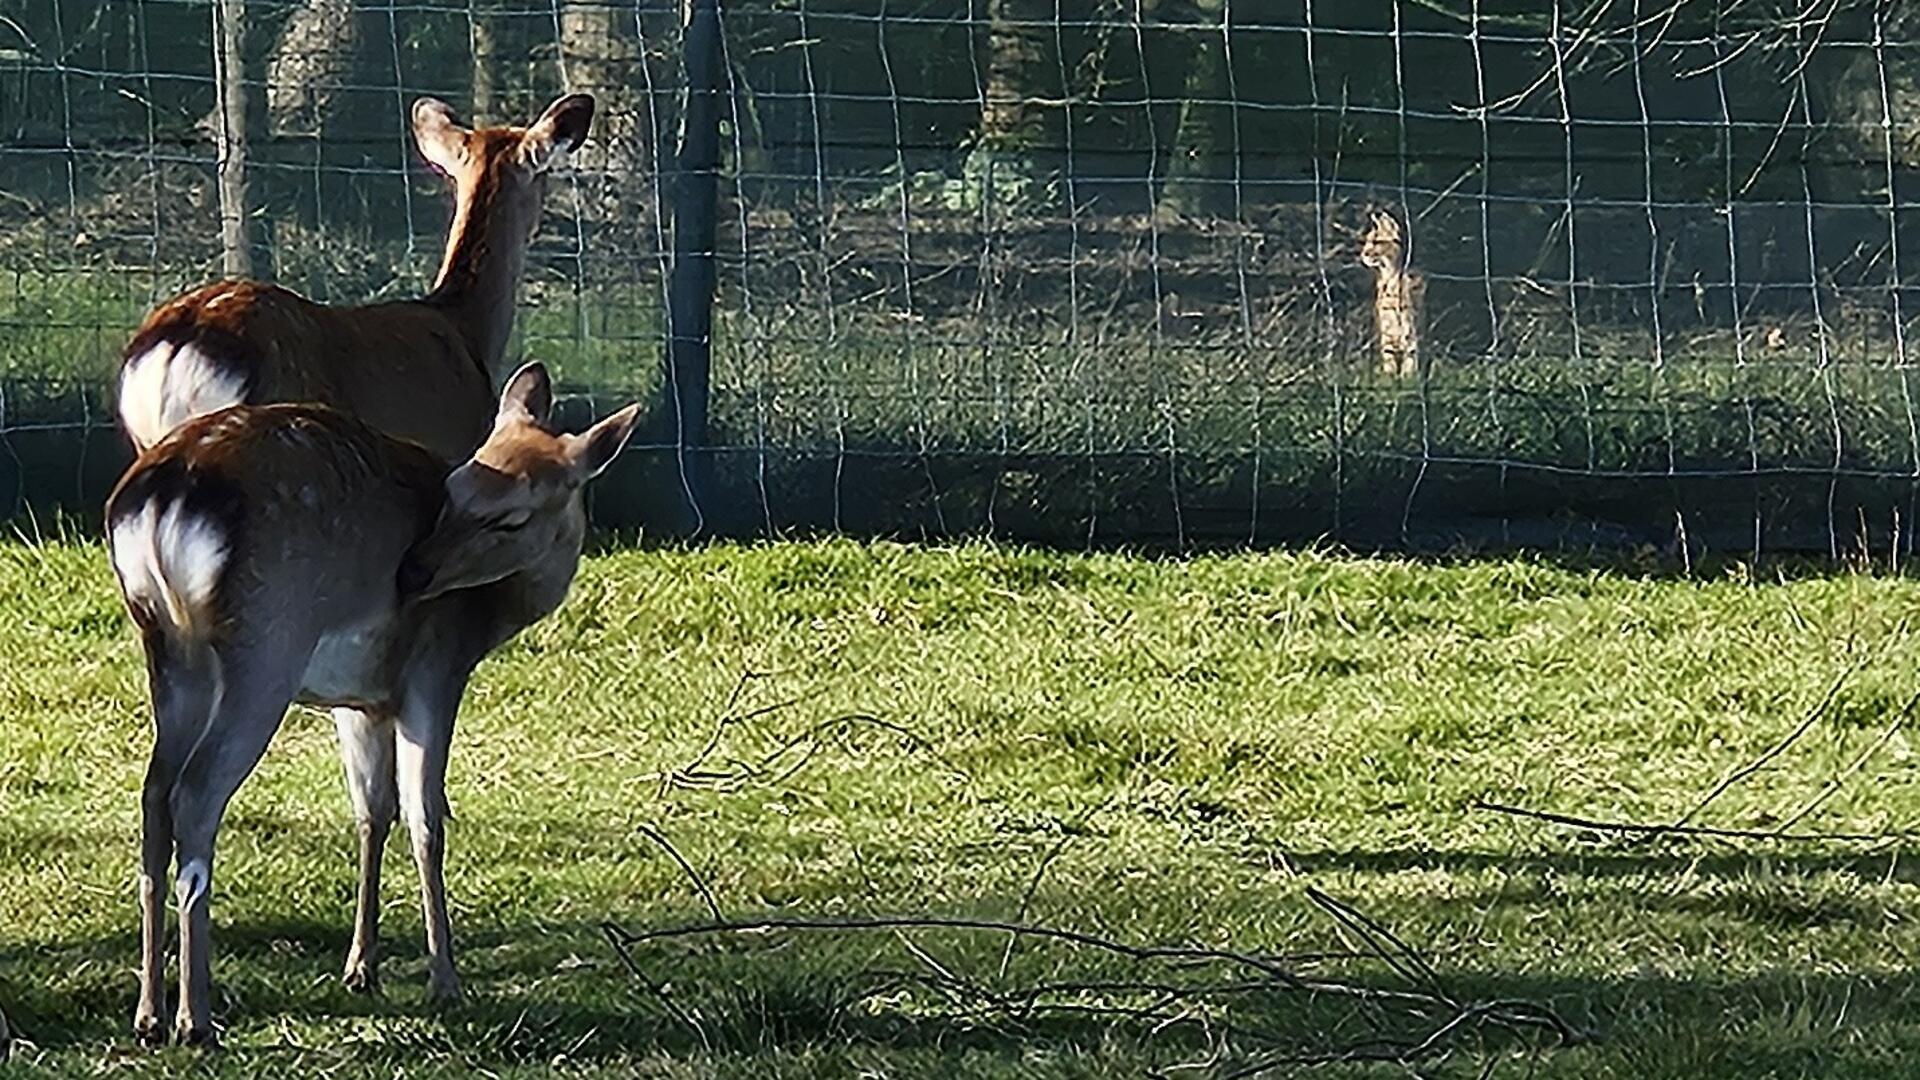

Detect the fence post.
xmin=665 ymin=0 xmax=721 ymax=535
xmin=212 ymin=0 xmax=252 ymax=278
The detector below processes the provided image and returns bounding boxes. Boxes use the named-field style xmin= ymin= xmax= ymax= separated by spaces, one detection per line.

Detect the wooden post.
xmin=212 ymin=0 xmax=252 ymax=278
xmin=471 ymin=8 xmax=497 ymax=119
xmin=666 ymin=0 xmax=720 ymax=532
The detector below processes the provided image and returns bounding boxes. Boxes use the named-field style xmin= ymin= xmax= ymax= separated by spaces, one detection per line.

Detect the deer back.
xmin=107 ymin=405 xmax=447 ymax=645
xmin=120 ymin=283 xmax=495 ymax=462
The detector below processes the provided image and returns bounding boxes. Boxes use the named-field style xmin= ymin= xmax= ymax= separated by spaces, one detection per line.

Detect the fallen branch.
xmin=1653 ymin=654 xmax=1863 ymax=838
xmin=598 ymin=923 xmax=711 ymax=1052
xmin=1473 ymin=799 xmax=1910 ymax=844
xmin=635 ymin=824 xmax=722 ymax=922
xmin=1769 ymin=689 xmax=1917 ymax=834
xmin=600 ymin=900 xmax=1577 ymax=1072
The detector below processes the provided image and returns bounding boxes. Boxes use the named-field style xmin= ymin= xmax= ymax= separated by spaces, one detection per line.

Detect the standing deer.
xmin=117 ymin=93 xmax=595 ymax=462
xmin=1359 ymin=209 xmax=1426 ymax=379
xmin=108 ymin=362 xmax=639 ymax=1046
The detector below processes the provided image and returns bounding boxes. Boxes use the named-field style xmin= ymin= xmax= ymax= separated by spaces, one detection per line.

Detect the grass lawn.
xmin=6 ymin=536 xmax=1920 ymax=1076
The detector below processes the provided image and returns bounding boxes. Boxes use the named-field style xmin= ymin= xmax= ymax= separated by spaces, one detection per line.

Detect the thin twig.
xmin=999 ymin=792 xmax=1118 ymax=979
xmin=1769 ymin=689 xmax=1917 ymax=834
xmin=1474 ymin=799 xmax=1909 ymax=844
xmin=661 ymin=712 xmax=969 ymax=794
xmin=635 ymin=824 xmax=723 ymax=922
xmin=1654 ymin=654 xmax=1863 ymax=837
xmin=1306 ymin=887 xmax=1451 ymax=1005
xmin=597 ymin=924 xmax=712 ymax=1052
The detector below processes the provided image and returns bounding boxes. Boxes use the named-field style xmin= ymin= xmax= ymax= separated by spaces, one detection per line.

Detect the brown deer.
xmin=117 ymin=94 xmax=595 ymax=462
xmin=108 ymin=362 xmax=639 ymax=1046
xmin=1358 ymin=209 xmax=1426 ymax=379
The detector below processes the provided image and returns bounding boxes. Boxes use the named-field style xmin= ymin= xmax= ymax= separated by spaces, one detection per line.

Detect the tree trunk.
xmin=1159 ymin=0 xmax=1230 ymax=216
xmin=266 ymin=0 xmax=358 ymax=137
xmin=976 ymin=0 xmax=1047 ymax=151
xmin=213 ymin=0 xmax=252 ymax=278
xmin=471 ymin=9 xmax=497 ymax=120
xmin=559 ymin=0 xmax=648 ymax=224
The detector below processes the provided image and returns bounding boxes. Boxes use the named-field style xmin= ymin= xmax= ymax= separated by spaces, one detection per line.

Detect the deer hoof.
xmin=342 ymin=959 xmax=381 ymax=995
xmin=174 ymin=1020 xmax=218 ymax=1049
xmin=133 ymin=1010 xmax=167 ymax=1047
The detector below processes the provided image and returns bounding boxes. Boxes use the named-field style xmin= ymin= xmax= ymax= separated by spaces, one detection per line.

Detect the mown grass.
xmin=7 ymin=537 xmax=1920 ymax=1075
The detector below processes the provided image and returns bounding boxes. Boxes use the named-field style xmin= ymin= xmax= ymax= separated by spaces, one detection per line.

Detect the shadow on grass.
xmin=8 ymin=923 xmax=1920 ymax=1076
xmin=8 ymin=838 xmax=1920 ymax=1075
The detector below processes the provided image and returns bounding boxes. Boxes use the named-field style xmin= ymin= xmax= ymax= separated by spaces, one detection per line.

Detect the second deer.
xmin=1359 ymin=209 xmax=1427 ymax=379
xmin=117 ymin=93 xmax=595 ymax=461
xmin=109 ymin=362 xmax=639 ymax=1046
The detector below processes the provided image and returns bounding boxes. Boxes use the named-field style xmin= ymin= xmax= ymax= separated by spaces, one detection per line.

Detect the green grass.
xmin=8 ymin=265 xmax=1920 ymax=476
xmin=8 ymin=537 xmax=1920 ymax=1075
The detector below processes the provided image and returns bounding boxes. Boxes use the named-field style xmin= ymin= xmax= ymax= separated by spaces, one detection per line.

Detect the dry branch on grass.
xmin=614 ymin=667 xmax=1576 ymax=1073
xmin=599 ymin=896 xmax=1577 ymax=1076
xmin=1471 ymin=800 xmax=1913 ymax=844
xmin=650 ymin=666 xmax=969 ymax=796
xmin=1475 ymin=657 xmax=1920 ymax=848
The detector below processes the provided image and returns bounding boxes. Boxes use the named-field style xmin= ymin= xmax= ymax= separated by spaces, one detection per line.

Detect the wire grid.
xmin=0 ymin=0 xmax=681 ymax=523
xmin=711 ymin=0 xmax=1920 ymax=553
xmin=3 ymin=0 xmax=1919 ymax=554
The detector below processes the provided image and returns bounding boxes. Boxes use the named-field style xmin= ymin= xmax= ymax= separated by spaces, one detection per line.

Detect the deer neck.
xmin=426 ymin=179 xmax=531 ymax=388
xmin=424 ymin=503 xmax=586 ymax=659
xmin=1375 ymin=265 xmax=1406 ymax=303
xmin=512 ymin=501 xmax=588 ymax=621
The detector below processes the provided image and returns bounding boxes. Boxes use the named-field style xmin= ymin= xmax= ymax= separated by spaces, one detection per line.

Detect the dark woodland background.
xmin=3 ymin=0 xmax=1920 ymax=554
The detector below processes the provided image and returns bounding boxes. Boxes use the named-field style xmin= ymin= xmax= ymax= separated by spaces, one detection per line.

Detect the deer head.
xmin=413 ymin=93 xmax=595 ymax=290
xmin=1358 ymin=210 xmax=1405 ymax=272
xmin=398 ymin=362 xmax=640 ymax=600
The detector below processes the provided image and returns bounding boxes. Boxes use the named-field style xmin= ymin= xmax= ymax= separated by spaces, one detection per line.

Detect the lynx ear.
xmin=497 ymin=362 xmax=554 ymax=427
xmin=521 ymin=93 xmax=595 ymax=173
xmin=412 ymin=97 xmax=471 ymax=175
xmin=565 ymin=403 xmax=642 ymax=481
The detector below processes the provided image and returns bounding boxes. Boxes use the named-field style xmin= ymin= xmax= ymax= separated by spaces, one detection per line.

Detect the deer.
xmin=117 ymin=93 xmax=595 ymax=462
xmin=1358 ymin=209 xmax=1427 ymax=379
xmin=107 ymin=362 xmax=640 ymax=1046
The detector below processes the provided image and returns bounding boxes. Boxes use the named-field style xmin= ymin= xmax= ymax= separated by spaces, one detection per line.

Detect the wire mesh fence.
xmin=2 ymin=0 xmax=1918 ymax=555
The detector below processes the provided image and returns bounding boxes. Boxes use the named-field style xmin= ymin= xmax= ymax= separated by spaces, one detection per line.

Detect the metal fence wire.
xmin=3 ymin=0 xmax=1919 ymax=555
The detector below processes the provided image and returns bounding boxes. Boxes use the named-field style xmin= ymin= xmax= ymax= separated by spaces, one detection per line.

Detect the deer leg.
xmin=334 ymin=707 xmax=397 ymax=994
xmin=396 ymin=692 xmax=461 ymax=1005
xmin=134 ymin=756 xmax=175 ymax=1045
xmin=166 ymin=657 xmax=299 ymax=1046
xmin=133 ymin=635 xmax=221 ymax=1045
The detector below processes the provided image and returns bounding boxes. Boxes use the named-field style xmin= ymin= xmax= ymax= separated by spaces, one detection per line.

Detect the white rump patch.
xmin=119 ymin=342 xmax=248 ymax=449
xmin=111 ymin=499 xmax=229 ymax=632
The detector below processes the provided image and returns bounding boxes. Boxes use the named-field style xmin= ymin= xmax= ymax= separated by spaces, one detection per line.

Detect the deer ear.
xmin=521 ymin=93 xmax=595 ymax=173
xmin=412 ymin=98 xmax=471 ymax=176
xmin=566 ymin=403 xmax=641 ymax=481
xmin=497 ymin=362 xmax=554 ymax=427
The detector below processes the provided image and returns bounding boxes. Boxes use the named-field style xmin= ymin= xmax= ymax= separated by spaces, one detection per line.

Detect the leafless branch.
xmin=1652 ymin=652 xmax=1864 ymax=838
xmin=635 ymin=823 xmax=722 ymax=922
xmin=1473 ymin=799 xmax=1909 ymax=844
xmin=1000 ymin=792 xmax=1118 ymax=979
xmin=600 ymin=899 xmax=1577 ymax=1074
xmin=597 ymin=923 xmax=712 ymax=1052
